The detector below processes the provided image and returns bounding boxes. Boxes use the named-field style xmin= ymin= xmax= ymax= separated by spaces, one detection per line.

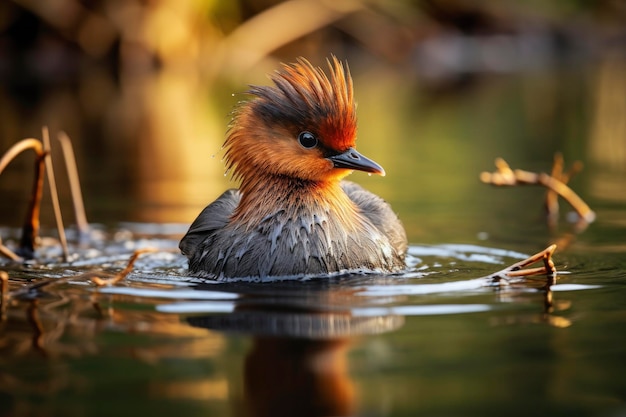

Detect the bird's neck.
xmin=231 ymin=174 xmax=357 ymax=226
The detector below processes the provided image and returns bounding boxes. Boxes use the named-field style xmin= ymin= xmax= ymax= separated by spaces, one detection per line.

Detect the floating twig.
xmin=42 ymin=127 xmax=69 ymax=261
xmin=480 ymin=157 xmax=595 ymax=224
xmin=91 ymin=248 xmax=159 ymax=287
xmin=57 ymin=131 xmax=89 ymax=235
xmin=487 ymin=244 xmax=557 ymax=286
xmin=0 ymin=248 xmax=160 ymax=348
xmin=3 ymin=248 xmax=161 ymax=305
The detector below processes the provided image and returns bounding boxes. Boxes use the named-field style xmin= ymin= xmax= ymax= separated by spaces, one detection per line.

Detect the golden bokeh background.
xmin=0 ymin=0 xmax=624 ymax=240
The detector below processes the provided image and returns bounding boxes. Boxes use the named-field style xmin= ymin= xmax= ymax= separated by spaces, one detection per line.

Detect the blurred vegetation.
xmin=1 ymin=0 xmax=624 ymax=81
xmin=0 ymin=0 xmax=624 ymax=229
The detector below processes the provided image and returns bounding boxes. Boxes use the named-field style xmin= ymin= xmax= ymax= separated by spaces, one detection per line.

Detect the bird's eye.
xmin=298 ymin=131 xmax=318 ymax=149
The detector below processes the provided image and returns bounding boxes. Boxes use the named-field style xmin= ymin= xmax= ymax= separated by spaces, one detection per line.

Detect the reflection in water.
xmin=0 ymin=290 xmax=223 ymax=360
xmin=0 ymin=239 xmax=612 ymax=416
xmin=186 ymin=285 xmax=403 ymax=416
xmin=244 ymin=338 xmax=353 ymax=417
xmin=492 ymin=287 xmax=572 ymax=328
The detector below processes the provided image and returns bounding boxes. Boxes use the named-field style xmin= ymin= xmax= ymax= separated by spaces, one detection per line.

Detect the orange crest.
xmin=247 ymin=56 xmax=357 ymax=151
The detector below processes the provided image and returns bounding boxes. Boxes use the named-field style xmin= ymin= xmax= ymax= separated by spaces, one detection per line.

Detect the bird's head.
xmin=223 ymin=57 xmax=385 ymax=186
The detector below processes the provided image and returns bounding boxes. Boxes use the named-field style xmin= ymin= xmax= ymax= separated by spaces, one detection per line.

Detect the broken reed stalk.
xmin=487 ymin=244 xmax=557 ymax=286
xmin=42 ymin=127 xmax=69 ymax=262
xmin=545 ymin=153 xmax=564 ymax=226
xmin=0 ymin=138 xmax=46 ymax=259
xmin=1 ymin=129 xmax=89 ymax=260
xmin=57 ymin=131 xmax=89 ymax=235
xmin=545 ymin=153 xmax=583 ymax=223
xmin=480 ymin=157 xmax=595 ymax=223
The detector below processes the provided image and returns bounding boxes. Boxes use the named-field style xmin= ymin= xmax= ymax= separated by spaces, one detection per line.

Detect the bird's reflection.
xmin=244 ymin=337 xmax=353 ymax=417
xmin=0 ymin=266 xmax=577 ymax=417
xmin=187 ymin=283 xmax=404 ymax=417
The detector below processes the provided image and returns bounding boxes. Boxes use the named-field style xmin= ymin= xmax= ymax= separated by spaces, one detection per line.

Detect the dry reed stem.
xmin=42 ymin=127 xmax=69 ymax=261
xmin=0 ymin=237 xmax=21 ymax=261
xmin=1 ymin=129 xmax=88 ymax=260
xmin=1 ymin=270 xmax=8 ymax=321
xmin=0 ymin=138 xmax=46 ymax=258
xmin=0 ymin=139 xmax=44 ymax=173
xmin=487 ymin=244 xmax=557 ymax=285
xmin=57 ymin=131 xmax=89 ymax=235
xmin=480 ymin=157 xmax=595 ymax=223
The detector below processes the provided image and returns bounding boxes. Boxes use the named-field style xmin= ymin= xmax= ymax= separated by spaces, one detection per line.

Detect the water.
xmin=1 ymin=50 xmax=625 ymax=416
xmin=1 ymin=217 xmax=624 ymax=417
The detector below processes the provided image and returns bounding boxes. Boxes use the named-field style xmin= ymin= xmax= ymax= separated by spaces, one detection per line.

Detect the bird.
xmin=179 ymin=56 xmax=407 ymax=281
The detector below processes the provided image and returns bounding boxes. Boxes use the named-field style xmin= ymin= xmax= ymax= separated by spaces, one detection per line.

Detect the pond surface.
xmin=1 ymin=233 xmax=625 ymax=417
xmin=1 ymin=54 xmax=625 ymax=417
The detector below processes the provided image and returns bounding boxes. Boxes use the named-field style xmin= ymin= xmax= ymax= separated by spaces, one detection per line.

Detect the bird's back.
xmin=341 ymin=181 xmax=407 ymax=258
xmin=179 ymin=181 xmax=406 ymax=280
xmin=178 ymin=189 xmax=240 ymax=260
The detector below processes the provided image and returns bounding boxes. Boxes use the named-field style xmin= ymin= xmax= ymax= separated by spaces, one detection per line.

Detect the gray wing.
xmin=179 ymin=189 xmax=240 ymax=259
xmin=341 ymin=181 xmax=408 ymax=257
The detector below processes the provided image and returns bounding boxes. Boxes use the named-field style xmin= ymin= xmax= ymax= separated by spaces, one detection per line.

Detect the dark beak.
xmin=327 ymin=147 xmax=386 ymax=176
